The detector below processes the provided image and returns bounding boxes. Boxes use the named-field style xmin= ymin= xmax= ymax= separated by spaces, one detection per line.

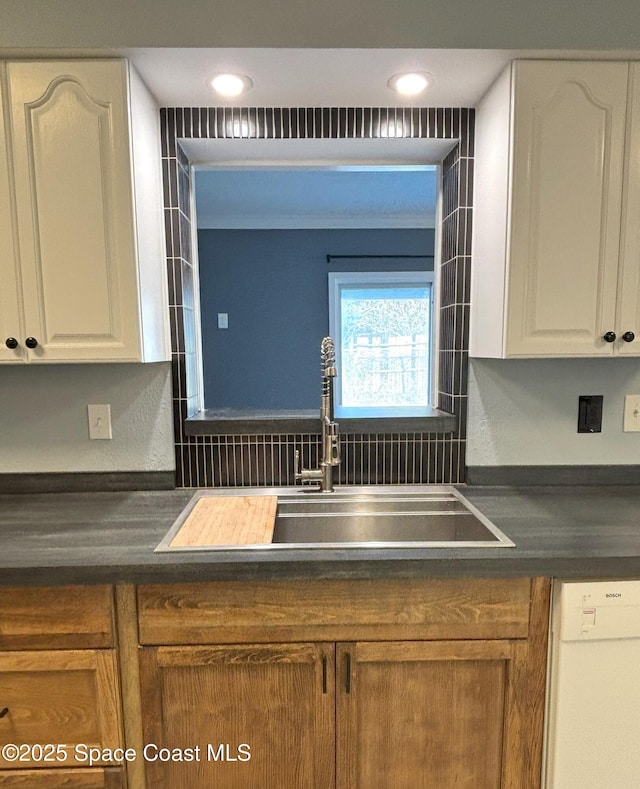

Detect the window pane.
xmin=340 ymin=284 xmax=431 ymax=408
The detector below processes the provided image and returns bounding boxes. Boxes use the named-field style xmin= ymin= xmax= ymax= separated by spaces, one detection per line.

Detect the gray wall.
xmin=1 ymin=0 xmax=638 ymax=49
xmin=467 ymin=358 xmax=640 ymax=467
xmin=198 ymin=228 xmax=434 ymax=410
xmin=0 ymin=363 xmax=174 ymax=473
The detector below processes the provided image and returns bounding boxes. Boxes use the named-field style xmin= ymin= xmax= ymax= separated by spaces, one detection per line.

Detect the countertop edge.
xmin=3 ymin=555 xmax=640 ymax=587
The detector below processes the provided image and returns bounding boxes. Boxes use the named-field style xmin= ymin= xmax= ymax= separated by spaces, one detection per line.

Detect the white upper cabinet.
xmin=471 ymin=60 xmax=640 ymax=357
xmin=0 ymin=59 xmax=169 ymax=363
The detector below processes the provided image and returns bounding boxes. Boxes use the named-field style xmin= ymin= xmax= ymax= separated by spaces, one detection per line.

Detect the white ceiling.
xmin=126 ymin=48 xmax=518 ymax=107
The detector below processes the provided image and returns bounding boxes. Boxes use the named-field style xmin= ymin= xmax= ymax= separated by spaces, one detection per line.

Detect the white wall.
xmin=0 ymin=0 xmax=638 ymax=50
xmin=0 ymin=363 xmax=174 ymax=473
xmin=467 ymin=358 xmax=640 ymax=466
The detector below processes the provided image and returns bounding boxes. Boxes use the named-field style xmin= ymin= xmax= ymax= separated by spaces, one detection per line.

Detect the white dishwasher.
xmin=545 ymin=579 xmax=640 ymax=789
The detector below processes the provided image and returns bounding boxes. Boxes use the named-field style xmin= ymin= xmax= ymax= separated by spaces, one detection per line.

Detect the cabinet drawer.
xmin=138 ymin=578 xmax=532 ymax=644
xmin=0 ymin=650 xmax=122 ymax=770
xmin=0 ymin=768 xmax=124 ymax=788
xmin=0 ymin=586 xmax=115 ymax=650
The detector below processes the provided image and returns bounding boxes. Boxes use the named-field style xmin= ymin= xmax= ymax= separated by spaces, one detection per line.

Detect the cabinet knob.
xmin=5 ymin=337 xmax=18 ymax=349
xmin=603 ymin=331 xmax=617 ymax=343
xmin=622 ymin=331 xmax=636 ymax=343
xmin=25 ymin=337 xmax=38 ymax=349
xmin=0 ymin=707 xmax=8 ymax=718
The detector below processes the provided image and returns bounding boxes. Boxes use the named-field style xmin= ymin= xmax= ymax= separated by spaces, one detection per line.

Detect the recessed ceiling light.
xmin=210 ymin=73 xmax=253 ymax=98
xmin=387 ymin=72 xmax=433 ymax=97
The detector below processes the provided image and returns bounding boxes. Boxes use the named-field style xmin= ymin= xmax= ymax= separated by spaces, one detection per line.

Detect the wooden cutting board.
xmin=169 ymin=495 xmax=278 ymax=548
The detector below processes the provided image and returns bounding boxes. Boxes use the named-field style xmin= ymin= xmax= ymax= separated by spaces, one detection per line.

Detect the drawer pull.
xmin=0 ymin=707 xmax=8 ymax=718
xmin=345 ymin=652 xmax=352 ymax=694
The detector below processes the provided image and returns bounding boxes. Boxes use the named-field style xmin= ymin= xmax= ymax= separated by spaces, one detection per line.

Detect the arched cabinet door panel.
xmin=472 ymin=60 xmax=640 ymax=358
xmin=0 ymin=59 xmax=169 ymax=364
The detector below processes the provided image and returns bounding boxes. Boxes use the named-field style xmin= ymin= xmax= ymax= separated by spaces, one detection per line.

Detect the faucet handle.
xmin=327 ymin=422 xmax=341 ymax=465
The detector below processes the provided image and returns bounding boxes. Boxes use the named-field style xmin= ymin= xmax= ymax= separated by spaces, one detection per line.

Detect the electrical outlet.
xmin=217 ymin=313 xmax=229 ymax=329
xmin=623 ymin=395 xmax=640 ymax=432
xmin=577 ymin=395 xmax=603 ymax=433
xmin=87 ymin=404 xmax=112 ymax=440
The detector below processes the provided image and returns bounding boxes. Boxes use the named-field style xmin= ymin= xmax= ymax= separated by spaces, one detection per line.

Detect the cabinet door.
xmin=0 ymin=650 xmax=122 ymax=769
xmin=617 ymin=62 xmax=640 ymax=356
xmin=6 ymin=60 xmax=143 ymax=362
xmin=506 ymin=61 xmax=628 ymax=356
xmin=0 ymin=66 xmax=23 ymax=363
xmin=337 ymin=640 xmax=536 ymax=789
xmin=139 ymin=643 xmax=335 ymax=789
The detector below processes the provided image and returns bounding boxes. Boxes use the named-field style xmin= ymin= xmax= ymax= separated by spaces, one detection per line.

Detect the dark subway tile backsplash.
xmin=161 ymin=106 xmax=474 ymax=487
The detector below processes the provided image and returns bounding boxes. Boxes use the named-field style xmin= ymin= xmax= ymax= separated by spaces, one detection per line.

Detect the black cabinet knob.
xmin=603 ymin=331 xmax=617 ymax=343
xmin=5 ymin=337 xmax=18 ymax=349
xmin=622 ymin=331 xmax=635 ymax=343
xmin=25 ymin=337 xmax=38 ymax=349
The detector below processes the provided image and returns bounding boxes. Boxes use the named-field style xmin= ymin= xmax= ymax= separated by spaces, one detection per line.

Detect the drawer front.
xmin=0 ymin=586 xmax=115 ymax=649
xmin=0 ymin=767 xmax=124 ymax=788
xmin=138 ymin=578 xmax=533 ymax=644
xmin=0 ymin=650 xmax=122 ymax=770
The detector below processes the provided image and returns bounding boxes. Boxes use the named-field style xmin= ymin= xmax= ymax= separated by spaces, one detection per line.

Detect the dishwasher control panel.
xmin=554 ymin=580 xmax=640 ymax=641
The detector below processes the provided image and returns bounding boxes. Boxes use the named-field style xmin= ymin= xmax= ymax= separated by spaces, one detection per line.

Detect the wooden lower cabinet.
xmin=0 ymin=578 xmax=549 ymax=788
xmin=139 ymin=643 xmax=335 ymax=788
xmin=0 ymin=586 xmax=124 ymax=788
xmin=135 ymin=578 xmax=550 ymax=789
xmin=139 ymin=638 xmax=540 ymax=789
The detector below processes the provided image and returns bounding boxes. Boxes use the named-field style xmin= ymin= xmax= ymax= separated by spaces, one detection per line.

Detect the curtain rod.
xmin=326 ymin=254 xmax=434 ymax=263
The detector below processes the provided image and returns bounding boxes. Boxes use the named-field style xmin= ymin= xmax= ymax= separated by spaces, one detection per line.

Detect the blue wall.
xmin=198 ymin=228 xmax=435 ymax=410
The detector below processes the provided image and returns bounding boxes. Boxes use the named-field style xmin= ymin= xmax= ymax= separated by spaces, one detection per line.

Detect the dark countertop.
xmin=0 ymin=485 xmax=639 ymax=586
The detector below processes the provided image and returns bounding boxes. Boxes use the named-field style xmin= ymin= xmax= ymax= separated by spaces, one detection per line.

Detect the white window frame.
xmin=328 ymin=270 xmax=434 ymax=418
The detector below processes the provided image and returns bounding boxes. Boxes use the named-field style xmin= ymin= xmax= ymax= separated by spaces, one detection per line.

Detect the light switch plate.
xmin=623 ymin=394 xmax=640 ymax=432
xmin=88 ymin=404 xmax=112 ymax=440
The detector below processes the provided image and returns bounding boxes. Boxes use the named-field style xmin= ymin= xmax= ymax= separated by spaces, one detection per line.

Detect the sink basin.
xmin=156 ymin=486 xmax=514 ymax=551
xmin=272 ymin=489 xmax=514 ymax=547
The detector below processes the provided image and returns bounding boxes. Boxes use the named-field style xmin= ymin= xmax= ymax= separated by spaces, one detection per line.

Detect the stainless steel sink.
xmin=272 ymin=489 xmax=513 ymax=548
xmin=156 ymin=486 xmax=514 ymax=551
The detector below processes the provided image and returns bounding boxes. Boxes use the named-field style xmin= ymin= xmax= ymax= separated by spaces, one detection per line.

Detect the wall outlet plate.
xmin=623 ymin=394 xmax=640 ymax=432
xmin=577 ymin=395 xmax=603 ymax=433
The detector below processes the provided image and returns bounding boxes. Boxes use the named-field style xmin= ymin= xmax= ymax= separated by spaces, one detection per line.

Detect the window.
xmin=328 ymin=271 xmax=434 ymax=418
